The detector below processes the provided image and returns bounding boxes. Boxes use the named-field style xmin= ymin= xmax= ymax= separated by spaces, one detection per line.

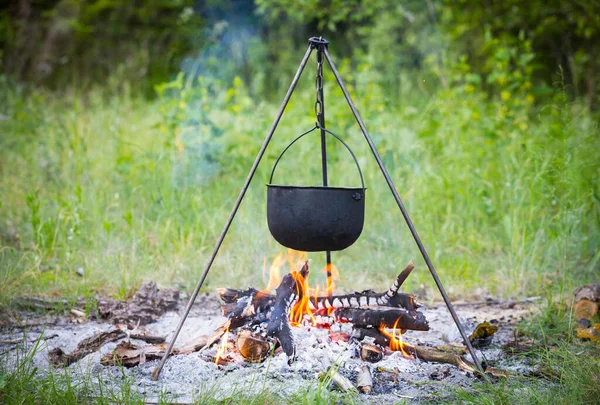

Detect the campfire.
xmin=213 ymin=250 xmax=427 ymax=366
xmin=84 ymin=250 xmax=507 ymax=391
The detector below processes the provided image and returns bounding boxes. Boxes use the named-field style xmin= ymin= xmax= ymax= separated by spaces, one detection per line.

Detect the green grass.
xmin=0 ymin=333 xmax=354 ymax=405
xmin=1 ymin=70 xmax=598 ymax=304
xmin=452 ymin=296 xmax=600 ymax=404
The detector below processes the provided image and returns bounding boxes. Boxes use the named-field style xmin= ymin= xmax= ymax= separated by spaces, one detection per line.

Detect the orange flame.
xmin=214 ymin=328 xmax=229 ymax=364
xmin=262 ymin=249 xmax=308 ymax=293
xmin=380 ymin=318 xmax=413 ymax=358
xmin=263 ymin=249 xmax=340 ymax=326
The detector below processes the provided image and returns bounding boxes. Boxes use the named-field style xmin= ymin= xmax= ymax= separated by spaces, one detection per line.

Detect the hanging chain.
xmin=314 ymin=47 xmax=324 ymax=126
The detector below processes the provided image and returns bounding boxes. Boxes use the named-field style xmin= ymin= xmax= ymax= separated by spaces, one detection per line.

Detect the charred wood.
xmin=49 ymin=328 xmax=126 ymax=367
xmin=266 ymin=261 xmax=309 ymax=364
xmin=216 ymin=261 xmax=420 ymax=316
xmin=333 ymin=308 xmax=429 ymax=330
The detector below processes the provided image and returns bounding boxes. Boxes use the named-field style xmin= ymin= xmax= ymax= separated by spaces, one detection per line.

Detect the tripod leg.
xmin=322 ymin=47 xmax=485 ymax=374
xmin=152 ymin=45 xmax=314 ymax=380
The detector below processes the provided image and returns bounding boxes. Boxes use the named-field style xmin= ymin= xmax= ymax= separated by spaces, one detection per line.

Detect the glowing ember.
xmin=380 ymin=318 xmax=413 ymax=358
xmin=214 ymin=328 xmax=229 ymax=364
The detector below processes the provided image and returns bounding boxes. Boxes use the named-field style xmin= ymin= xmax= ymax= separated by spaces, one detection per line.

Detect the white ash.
xmin=0 ymin=298 xmax=537 ymax=403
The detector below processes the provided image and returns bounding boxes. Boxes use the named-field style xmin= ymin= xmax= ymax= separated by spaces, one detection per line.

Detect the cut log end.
xmin=236 ymin=329 xmax=271 ymax=363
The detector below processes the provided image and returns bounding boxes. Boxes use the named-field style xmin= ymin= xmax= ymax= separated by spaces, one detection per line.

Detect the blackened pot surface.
xmin=267 ymin=184 xmax=365 ymax=252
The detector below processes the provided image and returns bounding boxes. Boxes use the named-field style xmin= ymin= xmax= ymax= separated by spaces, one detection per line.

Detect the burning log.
xmin=266 ymin=261 xmax=309 ymax=364
xmin=333 ymin=308 xmax=429 ymax=331
xmin=216 ymin=261 xmax=421 ymax=316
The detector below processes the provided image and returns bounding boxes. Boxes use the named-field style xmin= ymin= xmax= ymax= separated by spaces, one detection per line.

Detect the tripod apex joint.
xmin=309 ymin=36 xmax=329 ymax=48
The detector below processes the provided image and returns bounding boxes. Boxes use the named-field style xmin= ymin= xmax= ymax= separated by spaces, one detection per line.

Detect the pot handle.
xmin=269 ymin=125 xmax=365 ymax=192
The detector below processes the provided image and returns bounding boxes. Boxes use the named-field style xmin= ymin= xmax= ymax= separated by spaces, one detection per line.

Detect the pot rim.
xmin=266 ymin=184 xmax=367 ymax=191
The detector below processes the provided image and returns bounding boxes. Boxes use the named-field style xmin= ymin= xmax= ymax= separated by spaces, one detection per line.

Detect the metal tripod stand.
xmin=152 ymin=37 xmax=484 ymax=380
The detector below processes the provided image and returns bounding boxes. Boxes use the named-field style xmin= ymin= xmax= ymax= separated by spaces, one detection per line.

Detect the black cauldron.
xmin=267 ymin=127 xmax=366 ymax=252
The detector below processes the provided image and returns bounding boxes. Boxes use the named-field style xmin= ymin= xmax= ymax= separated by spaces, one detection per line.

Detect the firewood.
xmin=308 ymin=260 xmax=417 ymax=311
xmin=49 ymin=328 xmax=126 ymax=367
xmin=333 ymin=308 xmax=429 ymax=330
xmin=266 ymin=262 xmax=309 ymax=364
xmin=409 ymin=345 xmax=510 ymax=378
xmin=360 ymin=343 xmax=384 ymax=363
xmin=236 ymin=329 xmax=271 ymax=362
xmin=356 ymin=365 xmax=373 ymax=393
xmin=216 ymin=261 xmax=420 ymax=316
xmin=218 ymin=287 xmax=420 ymax=316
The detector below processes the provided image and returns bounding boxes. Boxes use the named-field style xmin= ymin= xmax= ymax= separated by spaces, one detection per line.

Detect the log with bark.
xmin=49 ymin=329 xmax=126 ymax=367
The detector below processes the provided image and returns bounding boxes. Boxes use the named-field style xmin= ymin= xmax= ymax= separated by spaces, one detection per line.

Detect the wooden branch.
xmin=410 ymin=345 xmax=510 ymax=378
xmin=130 ymin=332 xmax=166 ymax=344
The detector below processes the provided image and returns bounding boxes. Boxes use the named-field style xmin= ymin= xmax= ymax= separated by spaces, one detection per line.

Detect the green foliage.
xmin=0 ymin=0 xmax=202 ymax=93
xmin=442 ymin=0 xmax=600 ymax=108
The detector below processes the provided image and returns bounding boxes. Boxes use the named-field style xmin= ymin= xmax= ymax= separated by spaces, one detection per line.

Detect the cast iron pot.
xmin=267 ymin=126 xmax=366 ymax=252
